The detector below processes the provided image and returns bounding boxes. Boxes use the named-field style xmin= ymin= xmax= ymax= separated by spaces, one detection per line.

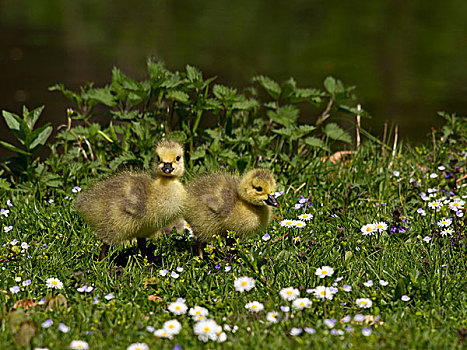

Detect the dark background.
xmin=1 ymin=0 xmax=466 ymax=151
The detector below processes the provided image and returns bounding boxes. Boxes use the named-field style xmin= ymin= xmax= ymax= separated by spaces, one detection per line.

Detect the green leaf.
xmin=232 ymin=99 xmax=258 ymax=111
xmin=304 ymin=136 xmax=328 ymax=151
xmin=2 ymin=110 xmax=22 ymax=131
xmin=324 ymin=76 xmax=337 ymax=95
xmin=323 ymin=123 xmax=352 ymax=143
xmin=281 ymin=78 xmax=296 ymax=99
xmin=49 ymin=83 xmax=82 ymax=105
xmin=266 ymin=105 xmax=299 ymax=128
xmin=190 ymin=147 xmax=206 ymax=161
xmin=109 ymin=151 xmax=137 ymax=170
xmin=25 ymin=105 xmax=45 ymax=130
xmin=82 ymin=87 xmax=117 ymax=107
xmin=0 ymin=140 xmax=31 ymax=155
xmin=253 ymin=75 xmax=281 ymax=100
xmin=186 ymin=65 xmax=202 ymax=82
xmin=29 ymin=125 xmax=53 ymax=150
xmin=166 ymin=90 xmax=190 ymax=104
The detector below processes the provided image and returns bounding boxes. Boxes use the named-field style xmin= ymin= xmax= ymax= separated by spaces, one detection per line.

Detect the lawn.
xmin=1 ymin=140 xmax=466 ymax=349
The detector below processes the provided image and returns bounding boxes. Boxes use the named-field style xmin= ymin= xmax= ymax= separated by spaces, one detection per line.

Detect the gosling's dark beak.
xmin=162 ymin=162 xmax=174 ymax=174
xmin=265 ymin=194 xmax=279 ymax=207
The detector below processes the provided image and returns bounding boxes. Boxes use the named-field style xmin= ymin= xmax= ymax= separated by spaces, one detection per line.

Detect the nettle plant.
xmin=1 ymin=60 xmax=366 ymax=193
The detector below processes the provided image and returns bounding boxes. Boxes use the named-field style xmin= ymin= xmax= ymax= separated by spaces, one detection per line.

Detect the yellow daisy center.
xmin=252 ymin=305 xmax=257 ymax=309
xmin=286 ymin=221 xmax=292 ymax=225
xmin=453 ymin=203 xmax=459 ymax=207
xmin=300 ymin=302 xmax=304 ymax=306
xmin=433 ymin=202 xmax=438 ymax=206
xmin=52 ymin=281 xmax=58 ymax=285
xmin=241 ymin=281 xmax=247 ymax=286
xmin=169 ymin=325 xmax=174 ymax=329
xmin=286 ymin=291 xmax=293 ymax=295
xmin=195 ymin=311 xmax=201 ymax=315
xmin=204 ymin=327 xmax=210 ymax=332
xmin=361 ymin=300 xmax=367 ymax=305
xmin=175 ymin=306 xmax=180 ymax=310
xmin=366 ymin=227 xmax=372 ymax=232
xmin=272 ymin=314 xmax=277 ymax=318
xmin=322 ymin=271 xmax=328 ymax=275
xmin=320 ymin=290 xmax=326 ymax=295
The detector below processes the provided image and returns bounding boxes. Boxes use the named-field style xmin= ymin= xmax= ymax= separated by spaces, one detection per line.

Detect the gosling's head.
xmin=153 ymin=139 xmax=185 ymax=178
xmin=238 ymin=169 xmax=279 ymax=207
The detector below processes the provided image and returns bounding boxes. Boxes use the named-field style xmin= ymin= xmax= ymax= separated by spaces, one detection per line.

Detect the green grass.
xmin=0 ymin=143 xmax=466 ymax=350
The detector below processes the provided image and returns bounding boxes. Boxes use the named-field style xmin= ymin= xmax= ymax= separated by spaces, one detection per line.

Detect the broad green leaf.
xmin=253 ymin=75 xmax=281 ymax=100
xmin=190 ymin=147 xmax=206 ymax=161
xmin=82 ymin=87 xmax=117 ymax=107
xmin=266 ymin=105 xmax=299 ymax=128
xmin=0 ymin=140 xmax=31 ymax=155
xmin=324 ymin=76 xmax=337 ymax=95
xmin=29 ymin=125 xmax=53 ymax=150
xmin=2 ymin=110 xmax=22 ymax=131
xmin=147 ymin=59 xmax=168 ymax=81
xmin=304 ymin=136 xmax=328 ymax=151
xmin=25 ymin=105 xmax=45 ymax=130
xmin=166 ymin=90 xmax=190 ymax=104
xmin=110 ymin=110 xmax=140 ymax=120
xmin=272 ymin=127 xmax=293 ymax=138
xmin=323 ymin=123 xmax=352 ymax=143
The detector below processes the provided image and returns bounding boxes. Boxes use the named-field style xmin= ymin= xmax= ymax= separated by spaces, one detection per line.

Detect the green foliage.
xmin=0 ymin=106 xmax=52 ymax=184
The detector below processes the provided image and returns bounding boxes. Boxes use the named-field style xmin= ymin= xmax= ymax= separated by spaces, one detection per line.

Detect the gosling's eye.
xmin=156 ymin=155 xmax=161 ymax=162
xmin=176 ymin=155 xmax=181 ymax=162
xmin=253 ymin=186 xmax=263 ymax=192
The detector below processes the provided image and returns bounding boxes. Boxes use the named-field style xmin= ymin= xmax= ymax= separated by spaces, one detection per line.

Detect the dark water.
xmin=1 ymin=0 xmax=467 ymax=151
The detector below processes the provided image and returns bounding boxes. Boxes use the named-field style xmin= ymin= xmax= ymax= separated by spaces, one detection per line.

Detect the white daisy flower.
xmin=449 ymin=200 xmax=465 ymax=211
xmin=245 ymin=301 xmax=264 ymax=312
xmin=127 ymin=343 xmax=149 ymax=350
xmin=438 ymin=165 xmax=446 ymax=171
xmin=313 ymin=286 xmax=336 ymax=300
xmin=280 ymin=219 xmax=295 ymax=227
xmin=234 ymin=276 xmax=255 ymax=292
xmin=298 ymin=213 xmax=313 ymax=221
xmin=266 ymin=311 xmax=280 ymax=323
xmin=292 ymin=297 xmax=312 ymax=310
xmin=69 ymin=340 xmax=89 ymax=349
xmin=294 ymin=220 xmax=306 ymax=228
xmin=428 ymin=201 xmax=442 ymax=210
xmin=375 ymin=222 xmax=387 ymax=231
xmin=217 ymin=332 xmax=227 ymax=343
xmin=429 ymin=173 xmax=438 ymax=178
xmin=437 ymin=217 xmax=452 ymax=227
xmin=168 ymin=301 xmax=188 ymax=315
xmin=163 ymin=320 xmax=182 ymax=335
xmin=315 ymin=266 xmax=334 ymax=278
xmin=355 ymin=298 xmax=372 ymax=308
xmin=361 ymin=224 xmax=376 ymax=235
xmin=193 ymin=319 xmax=222 ymax=342
xmin=189 ymin=306 xmax=209 ymax=319
xmin=279 ymin=287 xmax=300 ymax=301
xmin=154 ymin=329 xmax=173 ymax=339
xmin=46 ymin=277 xmax=63 ymax=290
xmin=440 ymin=228 xmax=454 ymax=236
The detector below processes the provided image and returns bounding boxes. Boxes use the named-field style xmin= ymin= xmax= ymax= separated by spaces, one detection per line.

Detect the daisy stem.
xmin=323 ymin=299 xmax=327 ymax=319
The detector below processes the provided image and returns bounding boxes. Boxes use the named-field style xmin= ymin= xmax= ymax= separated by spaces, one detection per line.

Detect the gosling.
xmin=183 ymin=168 xmax=279 ymax=254
xmin=75 ymin=140 xmax=186 ymax=260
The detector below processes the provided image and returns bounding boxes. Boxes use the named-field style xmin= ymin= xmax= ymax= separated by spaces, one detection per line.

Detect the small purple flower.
xmin=262 ymin=233 xmax=270 ymax=241
xmin=173 ymin=345 xmax=182 ymax=350
xmin=41 ymin=319 xmax=53 ymax=328
xmin=72 ymin=186 xmax=82 ymax=193
xmin=7 ymin=200 xmax=13 ymax=207
xmin=354 ymin=314 xmax=365 ymax=322
xmin=104 ymin=293 xmax=114 ymax=300
xmin=4 ymin=226 xmax=13 ymax=233
xmin=1 ymin=208 xmax=9 ymax=217
xmin=324 ymin=318 xmax=337 ymax=328
xmin=9 ymin=285 xmax=20 ymax=294
xmin=22 ymin=279 xmax=31 ymax=287
xmin=362 ymin=327 xmax=372 ymax=336
xmin=304 ymin=327 xmax=316 ymax=334
xmin=280 ymin=306 xmax=290 ymax=312
xmin=58 ymin=323 xmax=70 ymax=333
xmin=214 ymin=264 xmax=221 ymax=269
xmin=10 ymin=239 xmax=18 ymax=245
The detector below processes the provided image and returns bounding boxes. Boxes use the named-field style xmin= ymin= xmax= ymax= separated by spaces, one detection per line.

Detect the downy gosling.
xmin=183 ymin=169 xmax=279 ymax=252
xmin=75 ymin=140 xmax=186 ymax=260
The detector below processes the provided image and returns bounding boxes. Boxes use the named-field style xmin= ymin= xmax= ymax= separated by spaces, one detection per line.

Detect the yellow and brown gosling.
xmin=183 ymin=168 xmax=279 ymax=255
xmin=75 ymin=140 xmax=186 ymax=260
